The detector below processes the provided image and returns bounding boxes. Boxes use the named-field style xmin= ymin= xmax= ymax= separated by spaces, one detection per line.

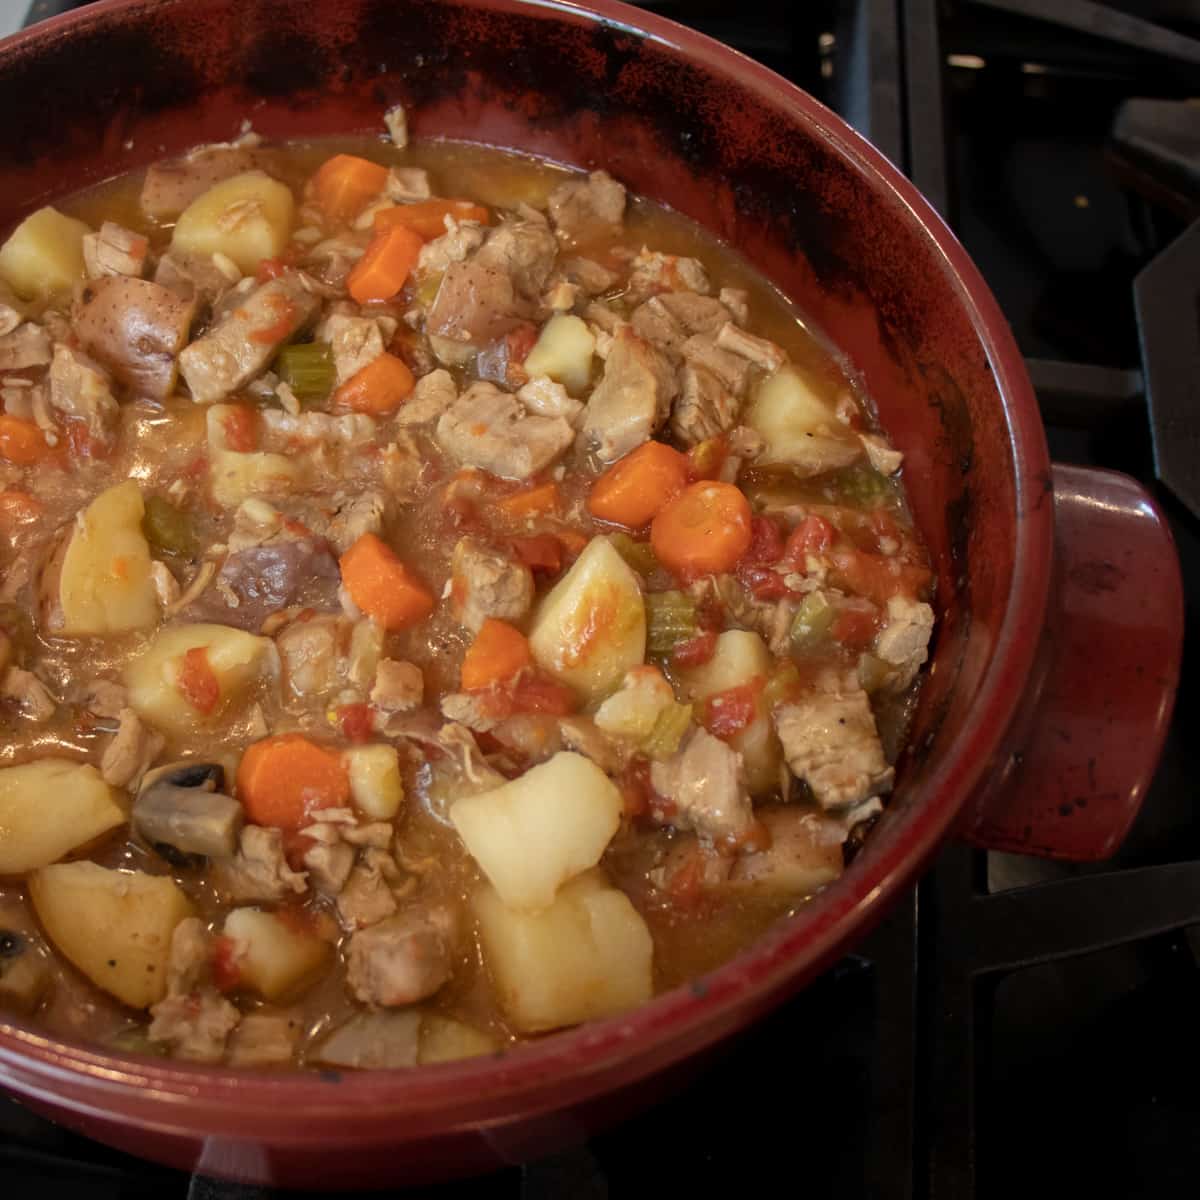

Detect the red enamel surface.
xmin=0 ymin=0 xmax=1179 ymax=1186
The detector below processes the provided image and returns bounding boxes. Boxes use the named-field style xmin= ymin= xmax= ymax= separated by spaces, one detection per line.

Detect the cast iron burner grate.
xmin=4 ymin=3 xmax=1200 ymax=1198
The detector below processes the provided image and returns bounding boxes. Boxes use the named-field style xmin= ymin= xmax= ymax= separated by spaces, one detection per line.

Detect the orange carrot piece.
xmin=497 ymin=481 xmax=561 ymax=519
xmin=650 ymin=480 xmax=753 ymax=578
xmin=339 ymin=532 xmax=434 ymax=631
xmin=312 ymin=154 xmax=389 ymax=222
xmin=332 ymin=352 xmax=415 ymax=415
xmin=0 ymin=415 xmax=52 ymax=466
xmin=461 ymin=618 xmax=532 ymax=691
xmin=375 ymin=199 xmax=491 ymax=240
xmin=588 ymin=441 xmax=690 ymax=528
xmin=236 ymin=733 xmax=351 ymax=831
xmin=0 ymin=489 xmax=41 ymax=527
xmin=347 ymin=224 xmax=425 ymax=304
xmin=176 ymin=646 xmax=220 ymax=716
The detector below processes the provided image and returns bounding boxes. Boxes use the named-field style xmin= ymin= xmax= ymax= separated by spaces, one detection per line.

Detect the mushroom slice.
xmin=133 ymin=761 xmax=244 ymax=860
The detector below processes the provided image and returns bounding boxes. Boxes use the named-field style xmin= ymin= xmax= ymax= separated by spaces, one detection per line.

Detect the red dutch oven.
xmin=0 ymin=0 xmax=1183 ymax=1187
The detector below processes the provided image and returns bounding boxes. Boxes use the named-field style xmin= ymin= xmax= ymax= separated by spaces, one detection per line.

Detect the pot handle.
xmin=960 ymin=463 xmax=1183 ymax=860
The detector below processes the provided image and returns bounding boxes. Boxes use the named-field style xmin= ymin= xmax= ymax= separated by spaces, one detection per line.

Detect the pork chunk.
xmin=179 ymin=274 xmax=319 ymax=404
xmin=426 ymin=260 xmax=525 ymax=349
xmin=395 ymin=367 xmax=457 ymax=426
xmin=47 ymin=344 xmax=119 ymax=446
xmin=626 ymin=247 xmax=710 ymax=301
xmin=451 ymin=536 xmax=534 ymax=632
xmin=336 ymin=848 xmax=400 ymax=930
xmin=100 ymin=707 xmax=165 ymax=789
xmin=671 ymin=363 xmax=740 ymax=446
xmin=436 ymin=381 xmax=574 ymax=479
xmin=715 ymin=321 xmax=786 ymax=373
xmin=345 ymin=909 xmax=454 ymax=1007
xmin=680 ymin=334 xmax=754 ymax=394
xmin=82 ymin=221 xmax=148 ymax=279
xmin=370 ymin=658 xmax=424 ymax=713
xmin=650 ymin=727 xmax=756 ymax=846
xmin=873 ymin=595 xmax=935 ymax=689
xmin=386 ymin=166 xmax=432 ymax=202
xmin=314 ymin=308 xmax=387 ymax=384
xmin=327 ymin=490 xmax=387 ymax=553
xmin=226 ymin=1012 xmax=300 ymax=1067
xmin=773 ymin=687 xmax=894 ymax=809
xmin=0 ymin=322 xmax=51 ymax=370
xmin=548 ymin=170 xmax=627 ymax=241
xmin=417 ymin=219 xmax=487 ymax=277
xmin=215 ymin=826 xmax=308 ymax=902
xmin=1 ymin=666 xmax=55 ymax=722
xmin=153 ymin=250 xmax=233 ymax=308
xmin=630 ymin=292 xmax=733 ymax=360
xmin=148 ymin=989 xmax=240 ymax=1062
xmin=579 ymin=328 xmax=677 ymax=463
xmin=275 ymin=613 xmax=342 ymax=699
xmin=474 ymin=219 xmax=559 ymax=298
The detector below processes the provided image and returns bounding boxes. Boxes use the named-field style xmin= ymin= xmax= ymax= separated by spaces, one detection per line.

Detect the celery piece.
xmin=857 ymin=652 xmax=892 ymax=694
xmin=641 ymin=701 xmax=693 ymax=760
xmin=416 ymin=270 xmax=444 ymax=309
xmin=276 ymin=341 xmax=335 ymax=404
xmin=827 ymin=463 xmax=894 ymax=509
xmin=645 ymin=590 xmax=697 ymax=654
xmin=609 ymin=532 xmax=659 ymax=577
xmin=790 ymin=590 xmax=835 ymax=651
xmin=763 ymin=661 xmax=802 ymax=711
xmin=142 ymin=495 xmax=197 ymax=557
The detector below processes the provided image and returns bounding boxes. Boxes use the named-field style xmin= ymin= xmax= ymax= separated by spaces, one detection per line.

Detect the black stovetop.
xmin=4 ymin=2 xmax=1200 ymax=1197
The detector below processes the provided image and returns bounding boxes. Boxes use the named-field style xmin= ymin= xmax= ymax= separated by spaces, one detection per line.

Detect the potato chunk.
xmin=528 ymin=536 xmax=645 ymax=705
xmin=418 ymin=1015 xmax=499 ymax=1064
xmin=0 ymin=205 xmax=91 ymax=299
xmin=678 ymin=630 xmax=782 ymax=794
xmin=450 ymin=751 xmax=622 ymax=911
xmin=473 ymin=869 xmax=653 ymax=1033
xmin=344 ymin=743 xmax=404 ymax=820
xmin=522 ymin=314 xmax=595 ymax=394
xmin=170 ymin=171 xmax=295 ymax=275
xmin=0 ymin=760 xmax=126 ymax=874
xmin=746 ymin=366 xmax=863 ymax=475
xmin=124 ymin=622 xmax=275 ymax=734
xmin=45 ymin=481 xmax=159 ymax=635
xmin=28 ymin=862 xmax=194 ymax=1008
xmin=222 ymin=907 xmax=330 ymax=1001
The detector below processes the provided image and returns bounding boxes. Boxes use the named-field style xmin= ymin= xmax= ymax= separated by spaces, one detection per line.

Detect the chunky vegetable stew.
xmin=0 ymin=112 xmax=934 ymax=1070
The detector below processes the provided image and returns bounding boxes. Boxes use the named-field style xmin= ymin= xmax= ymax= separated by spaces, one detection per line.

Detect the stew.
xmin=0 ymin=111 xmax=934 ymax=1070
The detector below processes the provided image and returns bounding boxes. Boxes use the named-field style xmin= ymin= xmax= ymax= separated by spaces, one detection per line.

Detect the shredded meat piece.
xmin=517 ymin=375 xmax=583 ymax=423
xmin=82 ymin=221 xmax=148 ymax=279
xmin=371 ymin=658 xmax=424 ymax=713
xmin=726 ymin=806 xmax=846 ymax=892
xmin=47 ymin=344 xmax=118 ymax=446
xmin=327 ymin=490 xmax=387 ymax=553
xmin=547 ymin=170 xmax=627 ymax=241
xmin=380 ymin=432 xmax=427 ymax=499
xmin=336 ymin=847 xmax=401 ymax=930
xmin=417 ymin=219 xmax=487 ymax=277
xmin=275 ymin=613 xmax=342 ymax=698
xmin=860 ymin=431 xmax=904 ymax=476
xmin=0 ymin=322 xmax=51 ymax=370
xmin=315 ymin=306 xmax=390 ymax=384
xmin=386 ymin=166 xmax=431 ymax=202
xmin=215 ymin=826 xmax=308 ymax=902
xmin=561 ymin=257 xmax=618 ymax=295
xmin=100 ymin=707 xmax=164 ymax=789
xmin=179 ymin=273 xmax=318 ymax=404
xmin=630 ymin=292 xmax=732 ymax=360
xmin=873 ymin=595 xmax=935 ymax=690
xmin=773 ymin=687 xmax=894 ymax=809
xmin=650 ymin=727 xmax=756 ymax=846
xmin=81 ymin=678 xmax=127 ymax=720
xmin=680 ymin=333 xmax=754 ymax=394
xmin=395 ymin=367 xmax=457 ymax=426
xmin=558 ymin=715 xmax=625 ymax=774
xmin=715 ymin=321 xmax=786 ymax=373
xmin=302 ymin=839 xmax=356 ymax=895
xmin=626 ymin=247 xmax=711 ymax=300
xmin=0 ymin=300 xmax=22 ymax=338
xmin=440 ymin=691 xmax=502 ymax=733
xmin=1 ymin=666 xmax=55 ymax=722
xmin=226 ymin=1012 xmax=301 ymax=1067
xmin=718 ymin=286 xmax=750 ymax=325
xmin=474 ymin=219 xmax=559 ymax=299
xmin=451 ymin=536 xmax=534 ymax=631
xmin=578 ymin=328 xmax=677 ymax=463
xmin=436 ymin=381 xmax=574 ymax=480
xmin=671 ymin=364 xmax=740 ymax=446
xmin=345 ymin=909 xmax=454 ymax=1007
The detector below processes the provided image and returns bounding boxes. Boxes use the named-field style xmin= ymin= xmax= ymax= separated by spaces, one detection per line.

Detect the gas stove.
xmin=3 ymin=3 xmax=1200 ymax=1197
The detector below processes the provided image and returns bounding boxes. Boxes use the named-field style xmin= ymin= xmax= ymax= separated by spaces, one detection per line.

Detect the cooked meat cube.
xmin=671 ymin=363 xmax=740 ymax=446
xmin=873 ymin=595 xmax=935 ymax=689
xmin=82 ymin=222 xmax=148 ymax=279
xmin=380 ymin=433 xmax=427 ymax=500
xmin=579 ymin=328 xmax=677 ymax=462
xmin=81 ymin=678 xmax=128 ymax=720
xmin=426 ymin=260 xmax=526 ymax=349
xmin=436 ymin=381 xmax=574 ymax=479
xmin=302 ymin=839 xmax=356 ymax=895
xmin=860 ymin=431 xmax=904 ymax=476
xmin=395 ymin=367 xmax=456 ymax=426
xmin=371 ymin=658 xmax=424 ymax=713
xmin=153 ymin=250 xmax=233 ymax=307
xmin=715 ymin=321 xmax=786 ymax=373
xmin=560 ymin=256 xmax=618 ymax=295
xmin=474 ymin=219 xmax=559 ymax=298
xmin=226 ymin=1012 xmax=300 ymax=1067
xmin=179 ymin=274 xmax=318 ymax=404
xmin=386 ymin=166 xmax=431 ymax=201
xmin=275 ymin=613 xmax=342 ymax=699
xmin=214 ymin=826 xmax=308 ymax=903
xmin=345 ymin=909 xmax=454 ymax=1007
xmin=773 ymin=687 xmax=894 ymax=809
xmin=417 ymin=219 xmax=487 ymax=277
xmin=0 ymin=322 xmax=51 ymax=370
xmin=100 ymin=707 xmax=164 ymax=789
xmin=451 ymin=536 xmax=534 ymax=631
xmin=627 ymin=247 xmax=710 ymax=300
xmin=336 ymin=848 xmax=400 ymax=930
xmin=73 ymin=277 xmax=196 ymax=401
xmin=517 ymin=375 xmax=583 ymax=422
xmin=727 ymin=806 xmax=846 ymax=893
xmin=680 ymin=333 xmax=754 ymax=394
xmin=650 ymin=727 xmax=756 ymax=846
xmin=47 ymin=344 xmax=118 ymax=446
xmin=327 ymin=490 xmax=387 ymax=553
xmin=440 ymin=691 xmax=502 ymax=732
xmin=630 ymin=292 xmax=733 ymax=360
xmin=1 ymin=666 xmax=55 ymax=722
xmin=315 ymin=306 xmax=389 ymax=384
xmin=548 ymin=170 xmax=627 ymax=241
xmin=140 ymin=143 xmax=268 ymax=219
xmin=718 ymin=286 xmax=750 ymax=325
xmin=163 ymin=916 xmax=212 ymax=994
xmin=149 ymin=989 xmax=241 ymax=1062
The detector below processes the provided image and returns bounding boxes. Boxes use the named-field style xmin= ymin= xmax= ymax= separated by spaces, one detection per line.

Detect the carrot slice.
xmin=0 ymin=415 xmax=52 ymax=466
xmin=339 ymin=532 xmax=434 ymax=631
xmin=347 ymin=224 xmax=425 ymax=304
xmin=461 ymin=618 xmax=532 ymax=691
xmin=332 ymin=352 xmax=415 ymax=415
xmin=650 ymin=480 xmax=753 ymax=577
xmin=588 ymin=441 xmax=690 ymax=528
xmin=375 ymin=199 xmax=491 ymax=240
xmin=497 ymin=481 xmax=561 ymax=519
xmin=236 ymin=733 xmax=351 ymax=831
xmin=312 ymin=154 xmax=389 ymax=222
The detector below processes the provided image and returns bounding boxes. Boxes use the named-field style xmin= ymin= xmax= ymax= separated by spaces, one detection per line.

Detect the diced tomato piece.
xmin=741 ymin=515 xmax=786 ymax=566
xmin=510 ymin=533 xmax=563 ymax=575
xmin=505 ymin=322 xmax=538 ymax=365
xmin=782 ymin=514 xmax=835 ymax=564
xmin=831 ymin=606 xmax=879 ymax=650
xmin=176 ymin=646 xmax=220 ymax=715
xmin=221 ymin=405 xmax=258 ymax=452
xmin=700 ymin=679 xmax=763 ymax=739
xmin=736 ymin=564 xmax=788 ymax=601
xmin=830 ymin=547 xmax=933 ymax=606
xmin=619 ymin=758 xmax=653 ymax=821
xmin=671 ymin=629 xmax=718 ymax=668
xmin=508 ymin=672 xmax=578 ymax=716
xmin=336 ymin=702 xmax=374 ymax=743
xmin=211 ymin=935 xmax=241 ymax=993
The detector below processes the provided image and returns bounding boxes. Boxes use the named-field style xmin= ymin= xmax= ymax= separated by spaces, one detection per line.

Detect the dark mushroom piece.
xmin=0 ymin=930 xmax=51 ymax=1014
xmin=132 ymin=761 xmax=243 ymax=861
